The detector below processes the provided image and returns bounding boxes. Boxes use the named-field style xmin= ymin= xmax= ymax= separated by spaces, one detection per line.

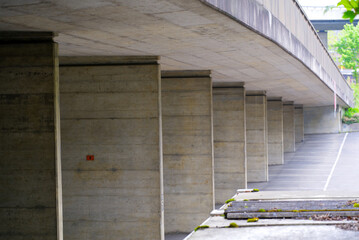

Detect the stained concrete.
xmin=162 ymin=70 xmax=213 ymax=234
xmin=246 ymin=91 xmax=268 ymax=182
xmin=304 ymin=105 xmax=342 ymax=134
xmin=213 ymin=86 xmax=246 ymax=204
xmin=0 ymin=32 xmax=61 ymax=239
xmin=295 ymin=105 xmax=304 ymax=143
xmin=283 ymin=102 xmax=295 ymax=152
xmin=267 ymin=98 xmax=284 ymax=165
xmin=60 ymin=57 xmax=163 ymax=240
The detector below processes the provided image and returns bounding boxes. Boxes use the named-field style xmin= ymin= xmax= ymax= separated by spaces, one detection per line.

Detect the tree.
xmin=337 ymin=0 xmax=359 ymax=22
xmin=334 ymin=24 xmax=359 ymax=83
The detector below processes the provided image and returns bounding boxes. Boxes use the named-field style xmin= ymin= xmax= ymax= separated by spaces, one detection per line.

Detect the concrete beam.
xmin=0 ymin=32 xmax=62 ymax=239
xmin=60 ymin=56 xmax=163 ymax=240
xmin=304 ymin=105 xmax=343 ymax=134
xmin=267 ymin=98 xmax=284 ymax=165
xmin=213 ymin=86 xmax=246 ymax=204
xmin=161 ymin=70 xmax=214 ymax=233
xmin=246 ymin=91 xmax=268 ymax=182
xmin=283 ymin=102 xmax=296 ymax=153
xmin=295 ymin=105 xmax=304 ymax=143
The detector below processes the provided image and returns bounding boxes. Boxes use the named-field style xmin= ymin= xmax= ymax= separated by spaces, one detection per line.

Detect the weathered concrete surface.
xmin=60 ymin=57 xmax=163 ymax=240
xmin=0 ymin=32 xmax=62 ymax=239
xmin=246 ymin=91 xmax=268 ymax=182
xmin=267 ymin=98 xmax=284 ymax=165
xmin=0 ymin=1 xmax=353 ymax=108
xmin=304 ymin=105 xmax=342 ymax=134
xmin=295 ymin=105 xmax=304 ymax=143
xmin=213 ymin=86 xmax=246 ymax=204
xmin=188 ymin=221 xmax=359 ymax=240
xmin=162 ymin=71 xmax=213 ymax=234
xmin=283 ymin=102 xmax=295 ymax=152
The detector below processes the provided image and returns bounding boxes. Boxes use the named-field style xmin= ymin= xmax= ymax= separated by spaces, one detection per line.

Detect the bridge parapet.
xmin=203 ymin=0 xmax=354 ymax=107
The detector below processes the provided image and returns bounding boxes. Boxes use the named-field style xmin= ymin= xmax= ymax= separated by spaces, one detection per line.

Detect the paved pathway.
xmin=248 ymin=133 xmax=358 ymax=192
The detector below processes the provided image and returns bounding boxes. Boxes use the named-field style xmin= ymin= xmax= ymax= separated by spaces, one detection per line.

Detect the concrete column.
xmin=60 ymin=57 xmax=163 ymax=240
xmin=283 ymin=102 xmax=296 ymax=152
xmin=246 ymin=91 xmax=268 ymax=182
xmin=162 ymin=70 xmax=213 ymax=234
xmin=304 ymin=105 xmax=343 ymax=134
xmin=295 ymin=105 xmax=304 ymax=143
xmin=267 ymin=98 xmax=284 ymax=165
xmin=213 ymin=84 xmax=246 ymax=204
xmin=318 ymin=30 xmax=328 ymax=49
xmin=0 ymin=32 xmax=62 ymax=239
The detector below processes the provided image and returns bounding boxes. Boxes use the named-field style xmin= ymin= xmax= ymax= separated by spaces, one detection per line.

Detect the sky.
xmin=297 ymin=0 xmax=340 ymax=7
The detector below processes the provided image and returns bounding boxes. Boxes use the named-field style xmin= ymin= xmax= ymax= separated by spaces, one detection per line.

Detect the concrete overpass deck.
xmin=0 ymin=0 xmax=353 ymax=107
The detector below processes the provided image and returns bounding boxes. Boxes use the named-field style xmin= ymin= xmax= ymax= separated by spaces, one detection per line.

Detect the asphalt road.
xmin=249 ymin=132 xmax=359 ymax=192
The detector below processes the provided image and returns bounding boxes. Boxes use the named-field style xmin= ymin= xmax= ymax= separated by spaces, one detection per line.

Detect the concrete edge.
xmin=267 ymin=97 xmax=282 ymax=101
xmin=161 ymin=70 xmax=211 ymax=78
xmin=0 ymin=31 xmax=57 ymax=42
xmin=59 ymin=56 xmax=160 ymax=65
xmin=213 ymin=82 xmax=244 ymax=88
xmin=246 ymin=90 xmax=266 ymax=96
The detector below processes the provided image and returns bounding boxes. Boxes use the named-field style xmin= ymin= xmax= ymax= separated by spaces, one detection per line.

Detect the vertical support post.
xmin=60 ymin=56 xmax=163 ymax=240
xmin=283 ymin=101 xmax=296 ymax=152
xmin=0 ymin=32 xmax=62 ymax=239
xmin=267 ymin=97 xmax=284 ymax=165
xmin=213 ymin=84 xmax=246 ymax=204
xmin=246 ymin=91 xmax=268 ymax=182
xmin=161 ymin=70 xmax=213 ymax=233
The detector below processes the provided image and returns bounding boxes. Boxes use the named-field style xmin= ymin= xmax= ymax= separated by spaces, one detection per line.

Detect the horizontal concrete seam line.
xmin=323 ymin=132 xmax=349 ymax=191
xmin=61 ymin=117 xmax=159 ymax=120
xmin=60 ymin=63 xmax=159 ymax=66
xmin=161 ymin=76 xmax=210 ymax=79
xmin=0 ymin=206 xmax=55 ymax=209
xmin=61 ymin=91 xmax=159 ymax=94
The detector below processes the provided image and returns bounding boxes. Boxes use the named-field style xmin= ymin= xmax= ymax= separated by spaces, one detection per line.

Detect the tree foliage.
xmin=337 ymin=0 xmax=359 ymax=22
xmin=334 ymin=24 xmax=359 ymax=83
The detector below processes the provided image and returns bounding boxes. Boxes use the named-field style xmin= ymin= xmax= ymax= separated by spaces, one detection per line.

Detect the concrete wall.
xmin=304 ymin=105 xmax=342 ymax=134
xmin=0 ymin=32 xmax=61 ymax=239
xmin=213 ymin=87 xmax=246 ymax=204
xmin=283 ymin=102 xmax=295 ymax=152
xmin=246 ymin=91 xmax=268 ymax=182
xmin=267 ymin=98 xmax=284 ymax=165
xmin=60 ymin=57 xmax=163 ymax=240
xmin=162 ymin=70 xmax=213 ymax=233
xmin=295 ymin=105 xmax=304 ymax=143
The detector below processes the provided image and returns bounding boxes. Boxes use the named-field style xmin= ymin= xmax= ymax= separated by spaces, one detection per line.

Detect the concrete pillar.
xmin=246 ymin=91 xmax=268 ymax=182
xmin=304 ymin=105 xmax=343 ymax=134
xmin=267 ymin=98 xmax=284 ymax=165
xmin=213 ymin=84 xmax=246 ymax=204
xmin=318 ymin=30 xmax=328 ymax=49
xmin=162 ymin=70 xmax=213 ymax=234
xmin=283 ymin=102 xmax=296 ymax=152
xmin=60 ymin=57 xmax=163 ymax=240
xmin=295 ymin=105 xmax=304 ymax=143
xmin=0 ymin=32 xmax=62 ymax=239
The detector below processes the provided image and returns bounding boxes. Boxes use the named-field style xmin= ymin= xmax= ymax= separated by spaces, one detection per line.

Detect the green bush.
xmin=344 ymin=107 xmax=359 ymax=118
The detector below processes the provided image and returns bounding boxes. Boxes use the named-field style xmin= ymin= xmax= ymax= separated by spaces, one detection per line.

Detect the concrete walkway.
xmin=170 ymin=133 xmax=359 ymax=239
xmin=248 ymin=133 xmax=350 ymax=191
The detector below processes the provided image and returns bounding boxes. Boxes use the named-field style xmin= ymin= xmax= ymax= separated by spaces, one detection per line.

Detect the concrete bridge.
xmin=0 ymin=0 xmax=354 ymax=239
